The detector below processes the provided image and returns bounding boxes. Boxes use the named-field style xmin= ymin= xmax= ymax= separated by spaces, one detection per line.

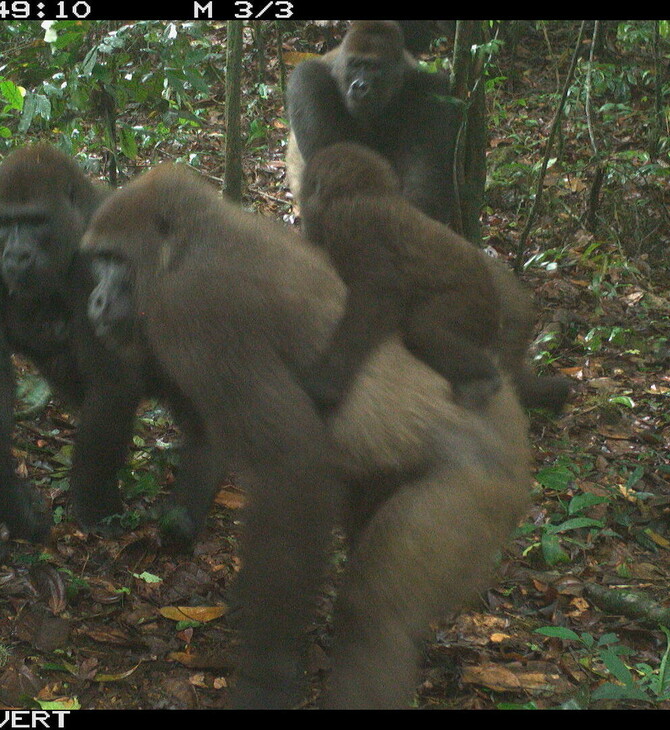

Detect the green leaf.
xmin=534 ymin=626 xmax=581 ymax=642
xmin=133 ymin=571 xmax=162 ymax=584
xmin=546 ymin=517 xmax=604 ymax=534
xmin=119 ymin=126 xmax=138 ymax=159
xmin=0 ymin=80 xmax=24 ymax=111
xmin=568 ymin=493 xmax=609 ymax=515
xmin=599 ymin=648 xmax=638 ymax=686
xmin=541 ymin=531 xmax=570 ymax=565
xmin=15 ymin=374 xmax=51 ymax=419
xmin=591 ymin=682 xmax=648 ymax=701
xmin=535 ymin=465 xmax=574 ymax=491
xmin=175 ymin=620 xmax=203 ymax=631
xmin=81 ymin=47 xmax=99 ymax=77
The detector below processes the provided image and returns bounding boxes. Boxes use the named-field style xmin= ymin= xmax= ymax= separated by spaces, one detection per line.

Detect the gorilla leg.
xmin=326 ymin=379 xmax=530 ymax=708
xmin=327 ymin=461 xmax=523 ymax=708
xmin=69 ymin=380 xmax=141 ymax=528
xmin=228 ymin=368 xmax=344 ymax=707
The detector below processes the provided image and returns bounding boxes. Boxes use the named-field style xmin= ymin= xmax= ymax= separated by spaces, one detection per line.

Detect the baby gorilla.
xmin=299 ymin=141 xmax=502 ymax=412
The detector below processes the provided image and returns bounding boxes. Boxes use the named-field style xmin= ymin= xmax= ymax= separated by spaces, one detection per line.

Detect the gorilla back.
xmin=83 ymin=163 xmax=530 ymax=708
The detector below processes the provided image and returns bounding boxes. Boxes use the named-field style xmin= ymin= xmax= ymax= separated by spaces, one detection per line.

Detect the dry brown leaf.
xmin=629 ymin=561 xmax=667 ymax=580
xmin=489 ymin=632 xmax=511 ymax=643
xmin=159 ymin=605 xmax=227 ymax=623
xmin=80 ymin=626 xmax=135 ymax=645
xmin=94 ymin=663 xmax=141 ymax=683
xmin=168 ymin=650 xmax=235 ymax=671
xmin=462 ymin=661 xmax=561 ymax=693
xmin=565 ymin=177 xmax=587 ymax=192
xmin=214 ymin=485 xmax=246 ymax=510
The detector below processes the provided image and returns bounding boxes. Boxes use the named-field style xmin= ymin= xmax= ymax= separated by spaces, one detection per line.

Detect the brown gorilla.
xmin=298 ymin=141 xmax=502 ymax=412
xmin=298 ymin=141 xmax=570 ymax=415
xmin=0 ymin=144 xmax=141 ymax=541
xmin=82 ymin=163 xmax=530 ymax=709
xmin=286 ymin=20 xmax=462 ymax=228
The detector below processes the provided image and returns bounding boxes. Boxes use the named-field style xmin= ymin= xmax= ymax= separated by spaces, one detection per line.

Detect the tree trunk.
xmin=224 ymin=20 xmax=244 ymax=202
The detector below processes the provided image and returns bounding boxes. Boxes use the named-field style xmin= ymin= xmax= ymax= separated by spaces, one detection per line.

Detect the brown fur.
xmin=286 ymin=20 xmax=461 ymax=227
xmin=82 ymin=163 xmax=530 ymax=708
xmin=0 ymin=145 xmax=137 ymax=540
xmin=299 ymin=142 xmax=502 ymax=411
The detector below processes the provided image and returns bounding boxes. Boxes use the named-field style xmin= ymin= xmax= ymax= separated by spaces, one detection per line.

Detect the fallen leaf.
xmin=214 ymin=485 xmax=246 ymax=510
xmin=168 ymin=650 xmax=235 ymax=671
xmin=94 ymin=663 xmax=141 ymax=683
xmin=34 ymin=697 xmax=81 ymax=711
xmin=462 ymin=661 xmax=562 ymax=693
xmin=644 ymin=528 xmax=670 ymax=549
xmin=490 ymin=632 xmax=511 ymax=643
xmin=160 ymin=605 xmax=227 ymax=623
xmin=80 ymin=626 xmax=137 ymax=645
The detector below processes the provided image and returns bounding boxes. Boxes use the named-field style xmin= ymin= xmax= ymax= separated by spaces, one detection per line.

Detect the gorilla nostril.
xmin=90 ymin=293 xmax=106 ymax=318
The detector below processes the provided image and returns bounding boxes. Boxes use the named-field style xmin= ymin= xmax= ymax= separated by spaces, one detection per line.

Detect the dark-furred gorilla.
xmin=83 ymin=163 xmax=531 ymax=709
xmin=0 ymin=144 xmax=140 ymax=540
xmin=299 ymin=142 xmax=502 ymax=412
xmin=286 ymin=20 xmax=462 ymax=228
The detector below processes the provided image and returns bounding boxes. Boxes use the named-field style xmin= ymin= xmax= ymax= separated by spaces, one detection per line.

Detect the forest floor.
xmin=1 ymin=21 xmax=670 ymax=711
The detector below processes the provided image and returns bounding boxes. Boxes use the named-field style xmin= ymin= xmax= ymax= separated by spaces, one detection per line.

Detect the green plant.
xmin=0 ymin=76 xmax=24 ymax=140
xmin=535 ymin=626 xmax=670 ymax=705
xmin=520 ymin=460 xmax=613 ymax=566
xmin=0 ymin=21 xmax=222 ymax=156
xmin=58 ymin=567 xmax=90 ymax=601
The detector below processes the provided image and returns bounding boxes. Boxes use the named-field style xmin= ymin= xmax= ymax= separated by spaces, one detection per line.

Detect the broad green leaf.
xmin=0 ymin=80 xmax=24 ymax=110
xmin=591 ymin=682 xmax=648 ymax=701
xmin=568 ymin=493 xmax=609 ymax=515
xmin=119 ymin=126 xmax=138 ymax=159
xmin=546 ymin=517 xmax=604 ymax=534
xmin=534 ymin=626 xmax=581 ymax=641
xmin=535 ymin=465 xmax=574 ymax=491
xmin=541 ymin=532 xmax=570 ymax=565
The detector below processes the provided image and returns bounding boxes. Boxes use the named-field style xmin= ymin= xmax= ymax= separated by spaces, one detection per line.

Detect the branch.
xmin=514 ymin=21 xmax=587 ymax=272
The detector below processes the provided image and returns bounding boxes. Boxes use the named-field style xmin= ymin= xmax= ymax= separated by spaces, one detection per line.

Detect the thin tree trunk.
xmin=224 ymin=20 xmax=244 ymax=202
xmin=514 ymin=21 xmax=587 ymax=271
